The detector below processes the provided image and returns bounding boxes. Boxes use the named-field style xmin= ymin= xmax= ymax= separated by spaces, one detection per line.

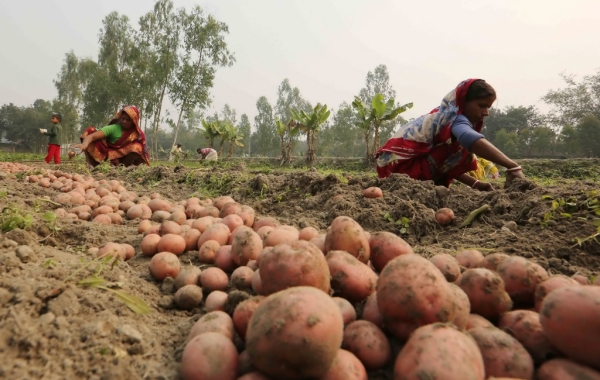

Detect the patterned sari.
xmin=81 ymin=105 xmax=150 ymax=167
xmin=376 ymin=79 xmax=481 ymax=187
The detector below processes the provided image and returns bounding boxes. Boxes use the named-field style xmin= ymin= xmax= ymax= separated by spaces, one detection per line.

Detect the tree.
xmin=252 ymin=96 xmax=278 ymax=157
xmin=493 ymin=129 xmax=519 ymax=158
xmin=576 ymin=115 xmax=600 ymax=157
xmin=483 ymin=105 xmax=544 ymax=143
xmin=359 ymin=65 xmax=396 ymax=104
xmin=290 ymin=104 xmax=331 ymax=164
xmin=201 ymin=119 xmax=222 ymax=149
xmin=0 ymin=100 xmax=54 ymax=153
xmin=318 ymin=102 xmax=364 ymax=157
xmin=558 ymin=125 xmax=579 ymax=157
xmin=543 ymin=71 xmax=600 ymax=126
xmin=276 ymin=118 xmax=300 ymax=164
xmin=221 ymin=122 xmax=244 ymax=157
xmin=238 ymin=114 xmax=251 ymax=156
xmin=168 ymin=6 xmax=235 ymax=160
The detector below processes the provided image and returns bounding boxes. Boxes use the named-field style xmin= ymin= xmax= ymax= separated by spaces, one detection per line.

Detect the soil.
xmin=0 ymin=161 xmax=599 ymax=380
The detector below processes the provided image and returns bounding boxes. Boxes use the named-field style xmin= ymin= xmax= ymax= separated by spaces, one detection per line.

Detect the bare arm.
xmin=72 ymin=130 xmax=105 ymax=151
xmin=469 ymin=138 xmax=525 ymax=184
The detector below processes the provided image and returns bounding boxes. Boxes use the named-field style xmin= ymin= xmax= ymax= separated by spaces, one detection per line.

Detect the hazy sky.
xmin=1 ymin=0 xmax=599 ymax=125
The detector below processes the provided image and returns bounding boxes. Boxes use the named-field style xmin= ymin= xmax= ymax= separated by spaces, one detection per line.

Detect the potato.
xmin=325 ymin=216 xmax=370 ymax=263
xmin=429 ymin=253 xmax=461 ymax=282
xmin=198 ymin=223 xmax=231 ymax=247
xmin=143 ymin=224 xmax=160 ymax=236
xmin=246 ymin=287 xmax=344 ymax=379
xmin=571 ymin=274 xmax=591 ymax=285
xmin=326 ymin=250 xmax=377 ymax=302
xmin=175 ymin=266 xmax=202 ymax=290
xmin=477 ymin=253 xmax=510 ymax=271
xmin=394 ymin=323 xmax=485 ymax=379
xmin=138 ymin=219 xmax=153 ymax=234
xmin=332 ymin=297 xmax=356 ymax=326
xmin=469 ymin=326 xmax=534 ymax=379
xmin=377 ymin=254 xmax=458 ymax=340
xmin=147 ymin=198 xmax=171 ymax=213
xmin=259 ymin=240 xmax=330 ymax=296
xmin=262 ymin=225 xmax=300 ymax=247
xmin=536 ymin=358 xmax=600 ymax=380
xmin=174 ymin=284 xmax=203 ymax=310
xmin=159 ymin=220 xmax=182 ymax=236
xmin=233 ymin=296 xmax=264 ymax=340
xmin=126 ymin=204 xmax=152 ymax=220
xmin=363 ymin=186 xmax=383 ymax=198
xmin=457 ymin=268 xmax=513 ymax=320
xmin=231 ymin=228 xmax=262 ymax=266
xmin=498 ymin=310 xmax=559 ymax=365
xmin=449 ymin=283 xmax=470 ymax=330
xmin=534 ymin=275 xmax=579 ymax=312
xmin=106 ymin=212 xmax=122 ymax=225
xmin=191 ymin=216 xmax=215 ymax=233
xmin=181 ymin=228 xmax=201 ymax=253
xmin=92 ymin=214 xmax=112 ymax=224
xmin=342 ymin=320 xmax=391 ymax=370
xmin=121 ymin=243 xmax=135 ymax=260
xmin=200 ymin=267 xmax=229 ymax=292
xmin=188 ymin=311 xmax=235 ymax=342
xmin=497 ymin=256 xmax=548 ymax=306
xmin=149 ymin=251 xmax=181 ymax=281
xmin=251 ymin=270 xmax=263 ymax=295
xmin=466 ymin=313 xmax=494 ymax=330
xmin=309 ymin=234 xmax=326 ymax=253
xmin=237 ymin=372 xmax=272 ymax=380
xmin=151 ymin=210 xmax=171 ymax=223
xmin=368 ymin=231 xmax=414 ymax=272
xmin=320 ymin=349 xmax=367 ymax=380
xmin=97 ymin=242 xmax=126 ymax=260
xmin=255 ymin=226 xmax=274 ymax=241
xmin=298 ymin=226 xmax=319 ymax=241
xmin=181 ymin=332 xmax=238 ymax=380
xmin=157 ymin=233 xmax=186 ymax=256
xmin=92 ymin=205 xmax=113 ymax=218
xmin=219 ymin=202 xmax=242 ymax=218
xmin=236 ymin=206 xmax=256 ymax=228
xmin=213 ymin=196 xmax=235 ymax=210
xmin=200 ymin=205 xmax=220 ymax=218
xmin=202 ymin=290 xmax=226 ymax=312
xmin=455 ymin=249 xmax=484 ymax=269
xmin=198 ymin=240 xmax=220 ymax=264
xmin=540 ymin=285 xmax=600 ymax=370
xmin=361 ymin=292 xmax=383 ymax=329
xmin=219 ymin=214 xmax=244 ymax=233
xmin=435 ymin=207 xmax=454 ymax=225
xmin=252 ymin=217 xmax=280 ymax=232
xmin=185 ymin=204 xmax=204 ymax=219
xmin=230 ymin=266 xmax=254 ymax=290
xmin=215 ymin=245 xmax=237 ymax=273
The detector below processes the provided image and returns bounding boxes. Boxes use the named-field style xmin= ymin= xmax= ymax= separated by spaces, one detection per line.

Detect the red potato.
xmin=219 ymin=202 xmax=242 ymax=218
xmin=180 ymin=332 xmax=238 ymax=380
xmin=320 ymin=349 xmax=367 ymax=380
xmin=536 ymin=358 xmax=600 ymax=380
xmin=231 ymin=229 xmax=263 ymax=266
xmin=215 ymin=245 xmax=237 ymax=273
xmin=458 ymin=268 xmax=513 ymax=320
xmin=377 ymin=254 xmax=458 ymax=340
xmin=309 ymin=234 xmax=326 ymax=253
xmin=205 ymin=290 xmax=228 ymax=312
xmin=498 ymin=310 xmax=559 ymax=365
xmin=93 ymin=214 xmax=112 ymax=224
xmin=534 ymin=275 xmax=579 ymax=312
xmin=262 ymin=225 xmax=300 ymax=247
xmin=363 ymin=187 xmax=383 ymax=198
xmin=246 ymin=287 xmax=344 ymax=379
xmin=539 ymin=286 xmax=600 ymax=370
xmin=571 ymin=274 xmax=591 ymax=285
xmin=259 ymin=240 xmax=330 ymax=296
xmin=147 ymin=198 xmax=171 ymax=213
xmin=247 ymin=260 xmax=258 ymax=271
xmin=252 ymin=217 xmax=281 ymax=232
xmin=121 ymin=243 xmax=135 ymax=260
xmin=466 ymin=314 xmax=494 ymax=330
xmin=362 ymin=292 xmax=383 ymax=329
xmin=298 ymin=226 xmax=319 ymax=241
xmin=200 ymin=205 xmax=220 ymax=218
xmin=141 ymin=234 xmax=161 ymax=256
xmin=449 ymin=283 xmax=470 ymax=330
xmin=326 ymin=250 xmax=378 ymax=303
xmin=159 ymin=220 xmax=183 ymax=236
xmin=174 ymin=284 xmax=204 ymax=310
xmin=181 ymin=228 xmax=201 ymax=253
xmin=221 ymin=214 xmax=244 ymax=232
xmin=106 ymin=213 xmax=122 ymax=225
xmin=236 ymin=210 xmax=256 ymax=228
xmin=97 ymin=242 xmax=126 ymax=260
xmin=255 ymin=226 xmax=274 ymax=240
xmin=429 ymin=253 xmax=461 ymax=282
xmin=368 ymin=231 xmax=413 ymax=272
xmin=435 ymin=207 xmax=455 ymax=225
xmin=191 ymin=216 xmax=215 ymax=233
xmin=497 ymin=256 xmax=549 ymax=306
xmin=213 ymin=196 xmax=235 ymax=210
xmin=188 ymin=311 xmax=235 ymax=342
xmin=394 ymin=323 xmax=485 ymax=380
xmin=149 ymin=251 xmax=181 ymax=281
xmin=255 ymin=247 xmax=271 ymax=267
xmin=230 ymin=266 xmax=254 ymax=290
xmin=138 ymin=219 xmax=152 ymax=234
xmin=156 ymin=233 xmax=186 ymax=256
xmin=229 ymin=225 xmax=254 ymax=245
xmin=78 ymin=212 xmax=91 ymax=221
xmin=185 ymin=204 xmax=204 ymax=219
xmin=144 ymin=224 xmax=160 ymax=236
xmin=198 ymin=240 xmax=219 ymax=264
xmin=455 ymin=249 xmax=484 ymax=269
xmin=325 ymin=216 xmax=370 ymax=263
xmin=469 ymin=327 xmax=534 ymax=380
xmin=477 ymin=253 xmax=510 ymax=271
xmin=168 ymin=210 xmax=187 ymax=225
xmin=126 ymin=204 xmax=152 ymax=220
xmin=174 ymin=266 xmax=202 ymax=290
xmin=251 ymin=270 xmax=263 ymax=295
xmin=198 ymin=223 xmax=231 ymax=248
xmin=69 ymin=205 xmax=92 ymax=215
xmin=332 ymin=297 xmax=356 ymax=326
xmin=200 ymin=267 xmax=229 ymax=292
xmin=233 ymin=296 xmax=264 ymax=340
xmin=342 ymin=320 xmax=391 ymax=370
xmin=92 ymin=205 xmax=113 ymax=218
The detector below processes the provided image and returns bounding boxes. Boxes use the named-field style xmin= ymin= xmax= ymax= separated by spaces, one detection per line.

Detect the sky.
xmin=1 ymin=0 xmax=599 ymax=127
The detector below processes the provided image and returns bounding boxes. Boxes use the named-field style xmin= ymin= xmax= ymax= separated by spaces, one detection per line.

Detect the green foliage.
xmin=0 ymin=205 xmax=33 ymax=232
xmin=290 ymin=103 xmax=331 ymax=164
xmin=41 ymin=211 xmax=62 ymax=234
xmin=543 ymin=70 xmax=600 ymax=126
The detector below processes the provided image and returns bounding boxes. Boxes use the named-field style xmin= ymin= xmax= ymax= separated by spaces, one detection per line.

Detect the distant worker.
xmin=171 ymin=143 xmax=185 ymax=164
xmin=40 ymin=112 xmax=63 ymax=164
xmin=198 ymin=147 xmax=218 ymax=161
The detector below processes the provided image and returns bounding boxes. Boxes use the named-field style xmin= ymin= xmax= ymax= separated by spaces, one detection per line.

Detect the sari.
xmin=469 ymin=156 xmax=500 ymax=180
xmin=81 ymin=105 xmax=150 ymax=167
xmin=376 ymin=79 xmax=482 ymax=187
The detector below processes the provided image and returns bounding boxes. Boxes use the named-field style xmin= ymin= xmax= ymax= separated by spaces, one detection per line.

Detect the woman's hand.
xmin=71 ymin=143 xmax=87 ymax=152
xmin=474 ymin=181 xmax=495 ymax=192
xmin=505 ymin=169 xmax=525 ymax=185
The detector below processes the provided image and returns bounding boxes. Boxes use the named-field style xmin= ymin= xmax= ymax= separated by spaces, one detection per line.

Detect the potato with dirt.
xmin=377 ymin=254 xmax=458 ymax=340
xmin=469 ymin=326 xmax=534 ymax=379
xmin=363 ymin=186 xmax=383 ymax=198
xmin=534 ymin=274 xmax=580 ymax=312
xmin=539 ymin=285 xmax=600 ymax=370
xmin=477 ymin=253 xmax=510 ymax=271
xmin=188 ymin=310 xmax=236 ymax=342
xmin=231 ymin=228 xmax=262 ymax=266
xmin=320 ymin=349 xmax=367 ymax=380
xmin=258 ymin=240 xmax=330 ymax=296
xmin=245 ymin=287 xmax=344 ymax=379
xmin=149 ymin=251 xmax=181 ymax=281
xmin=232 ymin=296 xmax=264 ymax=340
xmin=394 ymin=323 xmax=485 ymax=380
xmin=429 ymin=253 xmax=461 ymax=282
xmin=536 ymin=358 xmax=600 ymax=380
xmin=174 ymin=266 xmax=202 ymax=289
xmin=342 ymin=320 xmax=391 ymax=370
xmin=326 ymin=250 xmax=377 ymax=303
xmin=498 ymin=310 xmax=558 ymax=365
xmin=435 ymin=207 xmax=454 ymax=225
xmin=466 ymin=314 xmax=494 ymax=330
xmin=262 ymin=225 xmax=300 ymax=247
xmin=455 ymin=249 xmax=484 ymax=269
xmin=497 ymin=256 xmax=548 ymax=306
xmin=325 ymin=216 xmax=370 ymax=263
xmin=174 ymin=284 xmax=203 ymax=310
xmin=332 ymin=297 xmax=356 ymax=326
xmin=180 ymin=332 xmax=238 ymax=380
xmin=368 ymin=231 xmax=413 ymax=272
xmin=361 ymin=292 xmax=383 ymax=329
xmin=457 ymin=268 xmax=513 ymax=320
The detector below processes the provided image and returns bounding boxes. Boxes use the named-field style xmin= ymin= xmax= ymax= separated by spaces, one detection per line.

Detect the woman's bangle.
xmin=472 ymin=180 xmax=480 ymax=189
xmin=506 ymin=166 xmax=522 ymax=173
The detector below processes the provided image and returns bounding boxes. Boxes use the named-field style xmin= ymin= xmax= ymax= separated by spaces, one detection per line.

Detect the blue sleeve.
xmin=451 ymin=115 xmax=485 ymax=151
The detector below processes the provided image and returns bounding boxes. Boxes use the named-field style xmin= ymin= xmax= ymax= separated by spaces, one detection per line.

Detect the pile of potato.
xmin=3 ymin=163 xmax=600 ymax=380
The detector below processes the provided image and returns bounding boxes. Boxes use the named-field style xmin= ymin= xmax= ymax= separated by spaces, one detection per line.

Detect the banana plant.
xmin=201 ymin=119 xmax=222 ymax=149
xmin=223 ymin=123 xmax=245 ymax=157
xmin=290 ymin=103 xmax=330 ymax=164
xmin=351 ymin=97 xmax=373 ymax=161
xmin=276 ymin=119 xmax=300 ymax=165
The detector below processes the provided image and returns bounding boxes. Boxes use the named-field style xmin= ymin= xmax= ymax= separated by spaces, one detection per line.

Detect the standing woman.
xmin=73 ymin=105 xmax=150 ymax=168
xmin=376 ymin=79 xmax=524 ymax=190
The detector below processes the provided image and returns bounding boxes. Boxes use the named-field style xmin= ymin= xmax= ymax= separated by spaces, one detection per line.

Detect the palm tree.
xmin=290 ymin=103 xmax=330 ymax=164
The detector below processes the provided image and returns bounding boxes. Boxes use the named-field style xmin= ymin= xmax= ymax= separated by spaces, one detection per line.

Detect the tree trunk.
xmin=169 ymin=106 xmax=186 ymax=161
xmin=228 ymin=141 xmax=233 ymax=157
xmin=372 ymin=121 xmax=381 ymax=156
xmin=365 ymin=130 xmax=371 ymax=162
xmin=218 ymin=139 xmax=225 ymax=156
xmin=152 ymin=85 xmax=167 ymax=158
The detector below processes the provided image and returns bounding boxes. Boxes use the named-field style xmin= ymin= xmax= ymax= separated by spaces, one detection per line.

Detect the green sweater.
xmin=44 ymin=124 xmax=63 ymax=145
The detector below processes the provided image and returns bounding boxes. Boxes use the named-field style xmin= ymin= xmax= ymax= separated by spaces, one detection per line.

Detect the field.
xmin=1 ymin=154 xmax=599 ymax=379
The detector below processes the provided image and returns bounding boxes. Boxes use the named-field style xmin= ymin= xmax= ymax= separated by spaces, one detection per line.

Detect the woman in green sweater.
xmin=72 ymin=105 xmax=150 ymax=168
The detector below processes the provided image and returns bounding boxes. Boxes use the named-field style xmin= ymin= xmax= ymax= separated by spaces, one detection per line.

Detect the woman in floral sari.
xmin=376 ymin=79 xmax=524 ymax=191
xmin=72 ymin=105 xmax=150 ymax=168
